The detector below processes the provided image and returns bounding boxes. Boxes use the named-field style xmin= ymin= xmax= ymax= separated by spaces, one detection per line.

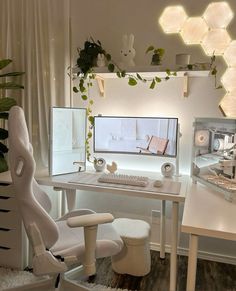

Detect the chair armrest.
xmin=67 ymin=213 xmax=114 ymax=228
xmin=67 ymin=213 xmax=114 ymax=276
xmin=57 ymin=209 xmax=96 ymax=221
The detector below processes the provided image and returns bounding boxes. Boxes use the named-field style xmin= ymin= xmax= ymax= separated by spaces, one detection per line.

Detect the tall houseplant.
xmin=0 ymin=59 xmax=24 ymax=172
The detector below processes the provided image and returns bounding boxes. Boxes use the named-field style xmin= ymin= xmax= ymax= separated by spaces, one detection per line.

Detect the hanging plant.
xmin=0 ymin=59 xmax=24 ymax=172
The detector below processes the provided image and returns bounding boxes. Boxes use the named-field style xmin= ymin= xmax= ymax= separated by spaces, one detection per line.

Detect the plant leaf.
xmin=136 ymin=73 xmax=143 ymax=81
xmin=0 ymin=82 xmax=24 ymax=89
xmin=166 ymin=69 xmax=171 ymax=76
xmin=145 ymin=45 xmax=154 ymax=54
xmin=121 ymin=70 xmax=126 ymax=78
xmin=0 ymin=72 xmax=25 ymax=77
xmin=87 ymin=131 xmax=92 ymax=139
xmin=0 ymin=156 xmax=8 ymax=172
xmin=128 ymin=77 xmax=137 ymax=86
xmin=150 ymin=79 xmax=156 ymax=89
xmin=106 ymin=54 xmax=111 ymax=61
xmin=0 ymin=129 xmax=8 ymax=140
xmin=0 ymin=59 xmax=12 ymax=70
xmin=0 ymin=98 xmax=17 ymax=112
xmin=0 ymin=112 xmax=9 ymax=119
xmin=81 ymin=95 xmax=88 ymax=100
xmin=88 ymin=116 xmax=94 ymax=126
xmin=0 ymin=142 xmax=8 ymax=153
xmin=155 ymin=77 xmax=161 ymax=83
xmin=73 ymin=86 xmax=79 ymax=93
xmin=108 ymin=63 xmax=115 ymax=72
xmin=116 ymin=72 xmax=121 ymax=78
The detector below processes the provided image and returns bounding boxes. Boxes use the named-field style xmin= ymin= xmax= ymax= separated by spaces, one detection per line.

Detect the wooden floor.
xmin=88 ymin=251 xmax=236 ymax=291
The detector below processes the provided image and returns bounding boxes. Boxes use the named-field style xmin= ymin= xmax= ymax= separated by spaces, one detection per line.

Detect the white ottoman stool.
xmin=111 ymin=218 xmax=151 ymax=276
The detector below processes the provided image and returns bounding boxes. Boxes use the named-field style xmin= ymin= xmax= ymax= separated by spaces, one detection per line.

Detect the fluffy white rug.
xmin=0 ymin=267 xmax=133 ymax=291
xmin=0 ymin=267 xmax=44 ymax=290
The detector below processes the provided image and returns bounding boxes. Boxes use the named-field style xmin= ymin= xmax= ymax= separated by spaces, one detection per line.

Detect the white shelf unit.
xmin=0 ymin=183 xmax=27 ymax=269
xmin=92 ymin=67 xmax=210 ymax=97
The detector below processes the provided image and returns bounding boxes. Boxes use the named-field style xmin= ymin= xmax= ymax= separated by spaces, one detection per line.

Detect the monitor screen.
xmin=94 ymin=116 xmax=178 ymax=157
xmin=49 ymin=107 xmax=86 ymax=176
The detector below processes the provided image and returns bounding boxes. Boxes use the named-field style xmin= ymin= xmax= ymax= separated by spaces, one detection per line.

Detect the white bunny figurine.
xmin=119 ymin=34 xmax=136 ymax=69
xmin=97 ymin=53 xmax=106 ymax=67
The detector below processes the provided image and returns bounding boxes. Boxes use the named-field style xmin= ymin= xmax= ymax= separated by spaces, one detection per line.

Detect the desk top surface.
xmin=36 ymin=169 xmax=188 ymax=202
xmin=182 ymin=182 xmax=236 ymax=241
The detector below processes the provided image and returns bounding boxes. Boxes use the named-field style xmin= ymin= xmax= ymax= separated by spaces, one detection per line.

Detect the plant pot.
xmin=151 ymin=54 xmax=161 ymax=66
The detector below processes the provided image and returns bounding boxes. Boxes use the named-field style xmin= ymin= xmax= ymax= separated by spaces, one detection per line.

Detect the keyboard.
xmin=98 ymin=173 xmax=149 ymax=187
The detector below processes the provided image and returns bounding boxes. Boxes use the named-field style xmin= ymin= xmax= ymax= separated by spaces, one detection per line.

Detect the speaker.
xmin=161 ymin=162 xmax=175 ymax=178
xmin=94 ymin=158 xmax=106 ymax=172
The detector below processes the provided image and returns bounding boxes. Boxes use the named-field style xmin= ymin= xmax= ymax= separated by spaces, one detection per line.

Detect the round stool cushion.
xmin=112 ymin=218 xmax=150 ymax=245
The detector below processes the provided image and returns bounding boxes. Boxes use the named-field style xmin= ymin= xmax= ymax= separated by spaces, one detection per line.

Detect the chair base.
xmin=60 ymin=266 xmax=94 ymax=291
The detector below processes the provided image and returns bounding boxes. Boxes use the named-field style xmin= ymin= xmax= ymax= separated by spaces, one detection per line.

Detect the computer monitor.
xmin=49 ymin=107 xmax=86 ymax=176
xmin=94 ymin=116 xmax=178 ymax=157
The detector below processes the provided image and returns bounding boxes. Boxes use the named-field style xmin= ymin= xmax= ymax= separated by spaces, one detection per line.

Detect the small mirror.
xmin=49 ymin=107 xmax=86 ymax=176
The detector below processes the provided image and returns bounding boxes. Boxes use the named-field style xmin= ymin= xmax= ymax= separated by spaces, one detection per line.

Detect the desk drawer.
xmin=0 ymin=196 xmax=18 ymax=210
xmin=0 ymin=228 xmax=21 ymax=249
xmin=0 ymin=185 xmax=15 ymax=198
xmin=0 ymin=248 xmax=23 ymax=269
xmin=0 ymin=210 xmax=21 ymax=228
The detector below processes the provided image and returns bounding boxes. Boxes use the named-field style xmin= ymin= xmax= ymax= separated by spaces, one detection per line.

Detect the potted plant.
xmin=0 ymin=59 xmax=24 ymax=172
xmin=146 ymin=46 xmax=165 ymax=66
xmin=76 ymin=38 xmax=112 ymax=76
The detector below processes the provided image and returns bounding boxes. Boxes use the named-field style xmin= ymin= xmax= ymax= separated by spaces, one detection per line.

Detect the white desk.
xmin=37 ymin=169 xmax=188 ymax=291
xmin=182 ymin=182 xmax=236 ymax=291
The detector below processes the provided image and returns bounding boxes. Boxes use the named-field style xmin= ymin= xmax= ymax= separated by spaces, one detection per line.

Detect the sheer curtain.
xmin=0 ymin=0 xmax=71 ymax=169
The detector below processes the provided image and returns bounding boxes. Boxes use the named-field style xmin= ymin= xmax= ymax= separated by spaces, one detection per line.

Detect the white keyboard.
xmin=98 ymin=173 xmax=149 ymax=187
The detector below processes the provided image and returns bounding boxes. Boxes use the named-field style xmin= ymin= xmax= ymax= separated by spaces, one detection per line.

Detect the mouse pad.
xmin=69 ymin=172 xmax=181 ymax=195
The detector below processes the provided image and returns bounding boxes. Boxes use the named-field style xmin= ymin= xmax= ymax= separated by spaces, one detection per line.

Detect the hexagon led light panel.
xmin=223 ymin=40 xmax=236 ymax=67
xmin=221 ymin=68 xmax=236 ymax=92
xmin=203 ymin=2 xmax=233 ymax=29
xmin=219 ymin=90 xmax=236 ymax=117
xmin=160 ymin=2 xmax=236 ymax=117
xmin=159 ymin=6 xmax=187 ymax=33
xmin=201 ymin=29 xmax=231 ymax=56
xmin=180 ymin=17 xmax=209 ymax=45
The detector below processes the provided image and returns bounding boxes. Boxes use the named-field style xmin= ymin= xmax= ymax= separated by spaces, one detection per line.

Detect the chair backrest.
xmin=8 ymin=106 xmax=59 ymax=249
xmin=148 ymin=136 xmax=169 ymax=154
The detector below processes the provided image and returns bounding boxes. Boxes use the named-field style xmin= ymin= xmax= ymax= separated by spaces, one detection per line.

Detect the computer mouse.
xmin=153 ymin=180 xmax=163 ymax=187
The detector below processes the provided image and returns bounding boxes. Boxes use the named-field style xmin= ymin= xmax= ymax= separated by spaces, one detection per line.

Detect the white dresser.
xmin=0 ymin=177 xmax=27 ymax=269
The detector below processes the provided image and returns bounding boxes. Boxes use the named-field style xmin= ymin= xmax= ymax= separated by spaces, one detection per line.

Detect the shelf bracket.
xmin=96 ymin=75 xmax=105 ymax=97
xmin=183 ymin=72 xmax=188 ymax=98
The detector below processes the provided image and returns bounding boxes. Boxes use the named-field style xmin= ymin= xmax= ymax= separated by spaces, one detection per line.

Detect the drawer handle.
xmin=0 ymin=246 xmax=11 ymax=250
xmin=0 ymin=227 xmax=10 ymax=231
xmin=0 ymin=209 xmax=10 ymax=213
xmin=0 ymin=196 xmax=10 ymax=200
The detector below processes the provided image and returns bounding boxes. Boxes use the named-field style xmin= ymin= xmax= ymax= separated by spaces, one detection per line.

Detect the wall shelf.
xmin=73 ymin=66 xmax=210 ymax=97
xmin=93 ymin=67 xmax=210 ymax=97
xmin=94 ymin=67 xmax=210 ymax=79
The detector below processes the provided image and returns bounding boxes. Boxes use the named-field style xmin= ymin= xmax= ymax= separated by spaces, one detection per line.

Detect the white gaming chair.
xmin=8 ymin=106 xmax=123 ymax=290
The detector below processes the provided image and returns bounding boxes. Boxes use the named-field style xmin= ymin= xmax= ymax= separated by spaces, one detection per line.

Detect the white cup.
xmin=176 ymin=54 xmax=190 ymax=66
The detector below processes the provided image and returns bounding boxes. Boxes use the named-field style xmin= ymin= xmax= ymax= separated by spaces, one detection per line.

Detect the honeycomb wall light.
xmin=159 ymin=2 xmax=235 ymax=117
xmin=180 ymin=17 xmax=209 ymax=45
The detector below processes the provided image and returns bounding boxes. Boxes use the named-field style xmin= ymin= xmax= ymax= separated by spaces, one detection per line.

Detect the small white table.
xmin=37 ymin=169 xmax=188 ymax=291
xmin=182 ymin=182 xmax=236 ymax=291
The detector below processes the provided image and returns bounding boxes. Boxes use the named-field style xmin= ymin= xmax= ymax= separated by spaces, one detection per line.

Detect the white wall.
xmin=69 ymin=0 xmax=236 ymax=261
